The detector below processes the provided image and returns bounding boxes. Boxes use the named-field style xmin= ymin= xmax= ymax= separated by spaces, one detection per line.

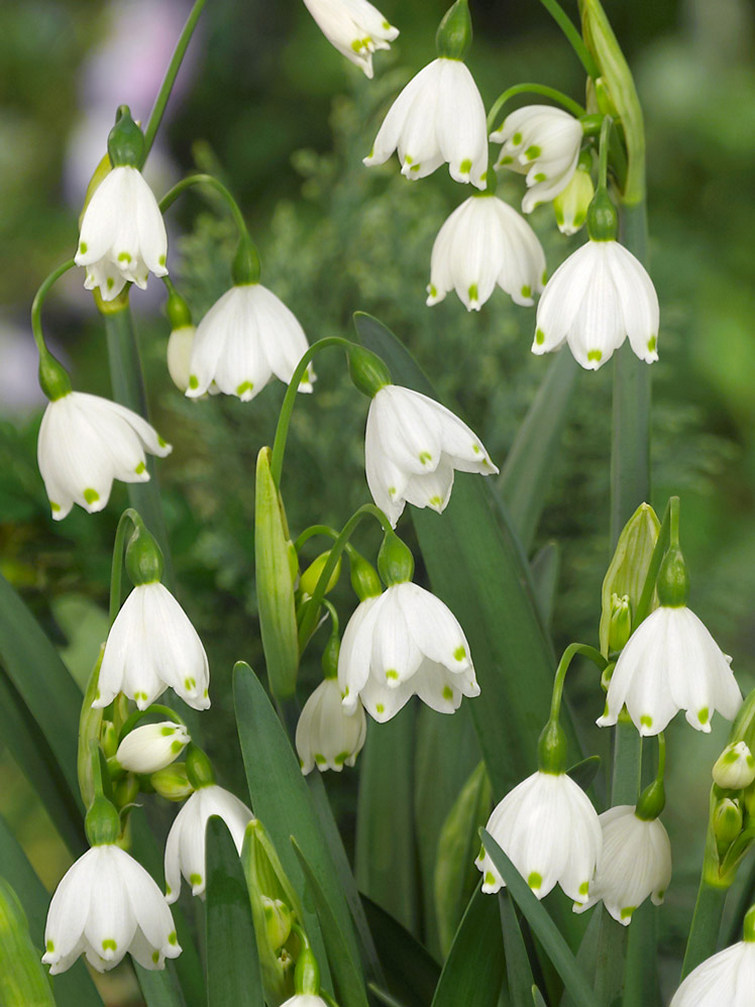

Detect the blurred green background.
xmin=1 ymin=0 xmax=754 ymax=1002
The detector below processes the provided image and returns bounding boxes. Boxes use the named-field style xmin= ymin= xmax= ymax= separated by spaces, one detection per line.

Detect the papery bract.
xmin=302 ymin=0 xmax=398 ymax=78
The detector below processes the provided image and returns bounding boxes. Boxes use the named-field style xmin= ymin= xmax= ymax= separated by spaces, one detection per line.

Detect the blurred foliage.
xmin=0 ymin=0 xmax=754 ymax=1000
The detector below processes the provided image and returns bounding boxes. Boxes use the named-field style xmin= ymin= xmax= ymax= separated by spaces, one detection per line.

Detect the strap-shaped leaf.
xmin=134 ymin=964 xmax=189 ymax=1007
xmin=205 ymin=816 xmax=264 ymax=1007
xmin=292 ymin=839 xmax=369 ymax=1007
xmin=431 ymin=886 xmax=506 ymax=1007
xmin=499 ymin=891 xmax=535 ymax=1007
xmin=480 ymin=830 xmax=601 ymax=1007
xmin=360 ymin=895 xmax=441 ymax=1007
xmin=529 ymin=541 xmax=561 ymax=631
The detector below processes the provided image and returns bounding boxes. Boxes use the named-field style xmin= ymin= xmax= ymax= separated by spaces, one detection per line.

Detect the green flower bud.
xmin=599 ymin=503 xmax=660 ymax=656
xmin=101 ymin=719 xmax=118 ymax=759
xmin=656 ymin=546 xmax=690 ymax=608
xmin=553 ymin=151 xmax=594 ymax=236
xmin=85 ymin=794 xmax=121 ymax=846
xmin=262 ymin=896 xmax=293 ymax=953
xmin=586 ymin=187 xmax=619 ymax=242
xmin=113 ymin=773 xmax=140 ymax=809
xmin=537 ymin=718 xmax=567 ymax=775
xmin=299 ymin=551 xmax=342 ymax=599
xmin=107 ymin=105 xmax=146 ymax=169
xmin=0 ymin=879 xmax=55 ymax=1007
xmin=167 ymin=325 xmax=196 ymax=393
xmin=347 ymin=344 xmax=392 ymax=398
xmin=125 ymin=523 xmax=164 ymax=586
xmin=607 ymin=594 xmax=632 ymax=653
xmin=232 ymin=233 xmax=261 ymax=286
xmin=150 ymin=762 xmax=195 ymax=801
xmin=436 ymin=0 xmax=472 ymax=60
xmin=185 ymin=744 xmax=216 ymax=789
xmin=38 ymin=351 xmax=72 ymax=403
xmin=377 ymin=530 xmax=415 ymax=586
xmin=255 ymin=447 xmax=300 ymax=699
xmin=349 ymin=551 xmax=382 ymax=601
xmin=713 ymin=742 xmax=755 ymax=791
xmin=713 ymin=797 xmax=743 ymax=858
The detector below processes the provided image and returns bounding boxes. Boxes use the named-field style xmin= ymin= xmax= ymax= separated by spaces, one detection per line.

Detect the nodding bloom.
xmin=43 ymin=845 xmax=181 ymax=974
xmin=296 ymin=677 xmax=367 ymax=774
xmin=533 ymin=239 xmax=660 ymax=370
xmin=94 ymin=581 xmax=211 ymax=712
xmin=477 ymin=770 xmax=602 ymax=904
xmin=185 ymin=284 xmax=314 ymax=402
xmin=302 ymin=0 xmax=399 ymax=78
xmin=670 ymin=911 xmax=755 ymax=1007
xmin=573 ymin=805 xmax=672 ymax=925
xmin=490 ymin=105 xmax=584 ymax=214
xmin=75 ymin=166 xmax=168 ymax=301
xmin=364 ymin=384 xmax=498 ymax=527
xmin=364 ymin=58 xmax=488 ymax=188
xmin=597 ymin=605 xmax=742 ymax=736
xmin=426 ymin=193 xmax=547 ymax=310
xmin=37 ymin=391 xmax=171 ymax=520
xmin=338 ymin=581 xmax=479 ymax=723
xmin=164 ymin=785 xmax=254 ymax=902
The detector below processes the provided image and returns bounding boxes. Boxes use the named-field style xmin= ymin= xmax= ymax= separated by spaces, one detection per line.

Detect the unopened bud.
xmin=150 ymin=762 xmax=194 ymax=801
xmin=116 ymin=722 xmax=190 ymax=774
xmin=599 ymin=503 xmax=660 ymax=656
xmin=607 ymin=594 xmax=632 ymax=653
xmin=713 ymin=742 xmax=755 ymax=791
xmin=262 ymin=896 xmax=292 ymax=953
xmin=167 ymin=325 xmax=196 ymax=393
xmin=299 ymin=551 xmax=341 ymax=599
xmin=554 ymin=150 xmax=594 ymax=236
xmin=101 ymin=720 xmax=119 ymax=759
xmin=713 ymin=797 xmax=743 ymax=857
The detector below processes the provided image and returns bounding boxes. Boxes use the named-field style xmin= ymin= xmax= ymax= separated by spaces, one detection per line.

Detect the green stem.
xmin=487 ymin=83 xmax=585 ymax=132
xmin=109 ymin=508 xmax=142 ymax=625
xmin=159 ymin=173 xmax=248 ymax=237
xmin=536 ymin=0 xmax=600 ymax=79
xmin=610 ymin=716 xmax=642 ymax=805
xmin=597 ymin=115 xmax=612 ymax=190
xmin=549 ymin=643 xmax=607 ymax=721
xmin=681 ymin=880 xmax=728 ymax=978
xmin=31 ymin=259 xmax=76 ymax=356
xmin=143 ymin=0 xmax=207 ymax=156
xmin=270 ymin=336 xmax=354 ymax=487
xmin=293 ymin=524 xmax=339 ymax=552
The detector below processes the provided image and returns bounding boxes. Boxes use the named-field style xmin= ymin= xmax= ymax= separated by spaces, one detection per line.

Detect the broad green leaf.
xmin=532 ymin=987 xmax=548 ymax=1007
xmin=498 ymin=892 xmax=534 ymax=1007
xmin=0 ymin=878 xmax=55 ymax=1006
xmin=434 ymin=759 xmax=492 ymax=956
xmin=356 ymin=705 xmax=418 ymax=934
xmin=292 ymin=839 xmax=369 ymax=1007
xmin=205 ymin=816 xmax=264 ymax=1007
xmin=497 ymin=350 xmax=579 ymax=553
xmin=134 ymin=964 xmax=188 ymax=1007
xmin=480 ymin=830 xmax=601 ymax=1007
xmin=360 ymin=896 xmax=441 ymax=1007
xmin=624 ymin=901 xmax=662 ymax=1007
xmin=431 ymin=886 xmax=506 ymax=1007
xmin=566 ymin=756 xmax=602 ymax=792
xmin=0 ymin=813 xmax=103 ymax=1006
xmin=530 ymin=542 xmax=560 ymax=631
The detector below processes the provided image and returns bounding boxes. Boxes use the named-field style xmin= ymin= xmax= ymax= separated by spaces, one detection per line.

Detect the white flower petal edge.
xmin=164 ymin=785 xmax=254 ymax=902
xmin=597 ymin=606 xmax=742 ymax=736
xmin=534 ymin=240 xmax=659 ymax=370
xmin=75 ymin=166 xmax=168 ymax=301
xmin=296 ymin=678 xmax=367 ymax=773
xmin=427 ymin=194 xmax=546 ymax=310
xmin=490 ymin=105 xmax=584 ymax=213
xmin=670 ymin=941 xmax=755 ymax=1006
xmin=186 ymin=284 xmax=314 ymax=402
xmin=365 ymin=384 xmax=498 ymax=526
xmin=302 ymin=0 xmax=399 ymax=78
xmin=94 ymin=582 xmax=210 ymax=712
xmin=338 ymin=582 xmax=479 ymax=723
xmin=43 ymin=845 xmax=180 ymax=974
xmin=476 ymin=771 xmax=601 ymax=903
xmin=573 ymin=806 xmax=672 ymax=925
xmin=364 ymin=58 xmax=488 ymax=188
xmin=37 ymin=391 xmax=172 ymax=521
xmin=280 ymin=995 xmax=330 ymax=1007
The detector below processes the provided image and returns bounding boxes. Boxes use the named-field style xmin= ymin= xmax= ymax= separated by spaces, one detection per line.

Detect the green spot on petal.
xmin=334 ymin=750 xmax=349 ymax=765
xmin=579 ymin=881 xmax=590 ymax=895
xmin=152 ymin=950 xmax=160 ymax=964
xmin=376 ymin=703 xmax=385 ymax=714
xmin=429 ymin=495 xmax=442 ymax=507
xmin=404 ymin=155 xmax=413 ymax=165
xmin=459 ymin=158 xmax=472 ymax=174
xmin=314 ymin=753 xmax=326 ymax=764
xmin=454 ymin=645 xmax=466 ymax=661
xmin=46 ymin=939 xmax=55 ymax=952
xmin=473 ymin=444 xmax=480 ymax=453
xmin=135 ymin=691 xmax=148 ymax=702
xmin=184 ymin=677 xmax=196 ymax=691
xmin=159 ymin=254 xmax=166 ymax=267
xmin=620 ymin=906 xmax=635 ymax=920
xmin=640 ymin=714 xmax=653 ymax=728
xmin=385 ymin=669 xmax=399 ymax=681
xmin=501 ymin=155 xmax=513 ymax=165
xmin=171 ymin=739 xmax=184 ymax=752
xmin=541 ymin=270 xmax=548 ymax=285
xmin=535 ymin=328 xmax=545 ymax=346
xmin=419 ymin=451 xmax=432 ymax=465
xmin=102 ymin=939 xmax=117 ymax=952
xmin=168 ymin=931 xmax=178 ymax=946
xmin=135 ymin=461 xmax=146 ymax=475
xmin=647 ymin=335 xmax=657 ymax=352
xmin=388 ymin=486 xmax=397 ymax=497
xmin=512 ymin=132 xmax=522 ymax=145
xmin=158 ymin=435 xmax=168 ymax=448
xmin=79 ymin=242 xmax=88 ymax=254
xmin=409 ymin=163 xmax=420 ymax=173
xmin=468 ymin=283 xmax=479 ymax=302
xmin=50 ymin=501 xmax=61 ymax=512
xmin=106 ymin=277 xmax=114 ymax=290
xmin=188 ymin=375 xmax=199 ymax=390
xmin=83 ymin=487 xmax=100 ymax=505
xmin=236 ymin=381 xmax=254 ymax=396
xmin=527 ymin=872 xmax=543 ymax=890
xmin=698 ymin=707 xmax=709 ymax=725
xmin=442 ymin=685 xmax=453 ymax=700
xmin=521 ymin=284 xmax=531 ymax=298
xmin=524 ymin=145 xmax=541 ymax=160
xmin=587 ymin=349 xmax=602 ymax=362
xmin=189 ymin=873 xmax=202 ymax=887
xmin=117 ymin=251 xmax=132 ymax=263
xmin=165 ymin=886 xmax=172 ymax=896
xmin=533 ymin=172 xmax=546 ymax=182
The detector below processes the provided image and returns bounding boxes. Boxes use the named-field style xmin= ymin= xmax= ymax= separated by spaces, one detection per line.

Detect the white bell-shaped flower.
xmin=302 ymin=0 xmax=398 ymax=78
xmin=281 ymin=997 xmax=329 ymax=1007
xmin=490 ymin=105 xmax=584 ymax=213
xmin=338 ymin=582 xmax=479 ymax=723
xmin=94 ymin=582 xmax=210 ymax=712
xmin=115 ymin=722 xmax=191 ymax=775
xmin=364 ymin=58 xmax=488 ymax=188
xmin=37 ymin=391 xmax=172 ymax=521
xmin=426 ymin=193 xmax=546 ymax=310
xmin=75 ymin=166 xmax=168 ymax=302
xmin=164 ymin=784 xmax=254 ymax=902
xmin=670 ymin=937 xmax=755 ymax=1006
xmin=365 ymin=384 xmax=498 ymax=527
xmin=597 ymin=605 xmax=742 ymax=736
xmin=476 ymin=770 xmax=602 ymax=903
xmin=185 ymin=284 xmax=314 ymax=402
xmin=534 ymin=239 xmax=660 ymax=370
xmin=296 ymin=677 xmax=367 ymax=774
xmin=573 ymin=805 xmax=672 ymax=924
xmin=43 ymin=844 xmax=180 ymax=974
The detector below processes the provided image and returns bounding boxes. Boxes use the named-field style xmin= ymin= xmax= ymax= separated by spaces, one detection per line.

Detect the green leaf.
xmin=498 ymin=891 xmax=535 ymax=1007
xmin=480 ymin=829 xmax=601 ymax=1007
xmin=0 ymin=813 xmax=103 ymax=1006
xmin=133 ymin=964 xmax=188 ymax=1007
xmin=431 ymin=886 xmax=506 ymax=1007
xmin=356 ymin=705 xmax=418 ymax=933
xmin=530 ymin=541 xmax=560 ymax=631
xmin=0 ymin=877 xmax=55 ymax=1007
xmin=292 ymin=838 xmax=369 ymax=1007
xmin=566 ymin=756 xmax=602 ymax=792
xmin=498 ymin=350 xmax=579 ymax=553
xmin=205 ymin=816 xmax=264 ymax=1007
xmin=360 ymin=895 xmax=441 ymax=1007
xmin=532 ymin=987 xmax=548 ymax=1007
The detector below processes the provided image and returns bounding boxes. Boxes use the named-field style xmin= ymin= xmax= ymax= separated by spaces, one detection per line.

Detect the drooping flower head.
xmin=302 ymin=0 xmax=399 ymax=78
xmin=490 ymin=105 xmax=584 ymax=214
xmin=426 ymin=193 xmax=546 ymax=311
xmin=296 ymin=677 xmax=367 ymax=774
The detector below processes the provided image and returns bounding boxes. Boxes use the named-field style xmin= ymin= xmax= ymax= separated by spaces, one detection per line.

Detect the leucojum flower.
xmin=670 ymin=905 xmax=755 ymax=1006
xmin=296 ymin=677 xmax=367 ymax=774
xmin=363 ymin=0 xmax=487 ymax=188
xmin=301 ymin=0 xmax=399 ymax=78
xmin=115 ymin=722 xmax=191 ymax=774
xmin=426 ymin=193 xmax=547 ymax=310
xmin=75 ymin=107 xmax=167 ymax=301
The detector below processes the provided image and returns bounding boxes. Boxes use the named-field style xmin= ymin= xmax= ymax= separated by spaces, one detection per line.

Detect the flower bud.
xmin=554 ymin=151 xmax=594 ymax=236
xmin=607 ymin=594 xmax=632 ymax=653
xmin=713 ymin=797 xmax=743 ymax=857
xmin=101 ymin=719 xmax=118 ymax=759
xmin=349 ymin=551 xmax=382 ymax=601
xmin=261 ymin=896 xmax=292 ymax=953
xmin=436 ymin=0 xmax=472 ymax=60
xmin=167 ymin=325 xmax=197 ymax=393
xmin=377 ymin=530 xmax=414 ymax=586
xmin=586 ymin=188 xmax=618 ymax=242
xmin=115 ymin=722 xmax=191 ymax=774
xmin=599 ymin=502 xmax=660 ymax=656
xmin=0 ymin=879 xmax=55 ymax=1006
xmin=713 ymin=742 xmax=755 ymax=791
xmin=125 ymin=523 xmax=164 ymax=586
xmin=150 ymin=762 xmax=194 ymax=801
xmin=107 ymin=105 xmax=146 ymax=169
xmin=347 ymin=344 xmax=391 ymax=398
xmin=656 ymin=546 xmax=690 ymax=608
xmin=298 ymin=551 xmax=342 ymax=599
